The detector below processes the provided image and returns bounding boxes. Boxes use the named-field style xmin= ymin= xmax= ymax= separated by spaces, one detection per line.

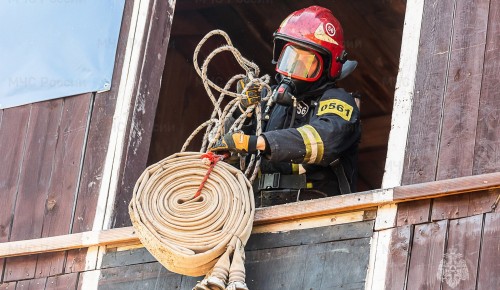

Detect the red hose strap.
xmin=193 ymin=152 xmax=225 ymax=199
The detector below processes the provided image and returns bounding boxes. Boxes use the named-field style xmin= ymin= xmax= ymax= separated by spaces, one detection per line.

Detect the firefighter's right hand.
xmin=237 ymin=77 xmax=261 ymax=108
xmin=210 ymin=132 xmax=258 ymax=154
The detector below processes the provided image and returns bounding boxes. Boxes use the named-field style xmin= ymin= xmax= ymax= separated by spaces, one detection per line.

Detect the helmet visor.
xmin=276 ymin=44 xmax=323 ymax=81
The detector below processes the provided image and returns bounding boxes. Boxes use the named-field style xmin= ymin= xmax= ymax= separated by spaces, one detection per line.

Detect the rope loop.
xmin=185 ymin=30 xmax=271 ymax=184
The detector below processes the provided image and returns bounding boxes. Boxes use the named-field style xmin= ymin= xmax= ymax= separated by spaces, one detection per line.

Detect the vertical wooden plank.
xmin=304 ymin=239 xmax=370 ymax=289
xmin=473 ymin=0 xmax=500 ymax=175
xmin=65 ymin=93 xmax=115 ymax=273
xmin=180 ymin=275 xmax=203 ymax=290
xmin=407 ymin=220 xmax=447 ymax=289
xmin=467 ymin=189 xmax=500 ymax=216
xmin=0 ymin=106 xmax=31 ymax=282
xmin=246 ymin=221 xmax=374 ymax=251
xmin=146 ymin=50 xmax=190 ymax=165
xmin=432 ymin=190 xmax=499 ymax=221
xmin=66 ymin=0 xmax=134 ymax=271
xmin=0 ymin=282 xmax=16 ymax=290
xmin=112 ymin=0 xmax=176 ymax=228
xmin=4 ymin=100 xmax=64 ymax=282
xmin=477 ymin=213 xmax=500 ymax=289
xmin=101 ymin=248 xmax=156 ymax=269
xmin=397 ymin=200 xmax=431 ymax=226
xmin=63 ymin=248 xmax=87 ymax=274
xmin=439 ymin=215 xmax=482 ymax=290
xmin=15 ymin=278 xmax=46 ymax=290
xmin=385 ymin=225 xmax=412 ymax=290
xmin=45 ymin=273 xmax=78 ymax=290
xmin=436 ymin=0 xmax=490 ymax=180
xmin=98 ymin=263 xmax=182 ymax=290
xmin=246 ymin=238 xmax=371 ymax=290
xmin=35 ymin=95 xmax=92 ymax=278
xmin=402 ymin=0 xmax=456 ymax=185
xmin=431 ymin=193 xmax=470 ymax=221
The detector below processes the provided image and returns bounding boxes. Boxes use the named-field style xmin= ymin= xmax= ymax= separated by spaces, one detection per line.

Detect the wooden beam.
xmin=258 ymin=172 xmax=500 ymax=225
xmin=381 ymin=0 xmax=424 ymax=188
xmin=392 ymin=171 xmax=500 ymax=200
xmin=0 ymin=172 xmax=499 ymax=259
xmin=0 ymin=227 xmax=137 ymax=259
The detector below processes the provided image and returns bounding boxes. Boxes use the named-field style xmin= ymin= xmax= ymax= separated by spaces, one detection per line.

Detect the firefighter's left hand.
xmin=210 ymin=132 xmax=258 ymax=154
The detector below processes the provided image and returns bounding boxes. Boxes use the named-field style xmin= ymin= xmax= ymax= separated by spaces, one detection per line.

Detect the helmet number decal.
xmin=314 ymin=24 xmax=339 ymax=45
xmin=317 ymin=99 xmax=353 ymax=121
xmin=325 ymin=23 xmax=336 ymax=37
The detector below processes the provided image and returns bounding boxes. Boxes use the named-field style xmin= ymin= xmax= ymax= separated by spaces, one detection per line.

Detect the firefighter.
xmin=211 ymin=6 xmax=361 ymax=207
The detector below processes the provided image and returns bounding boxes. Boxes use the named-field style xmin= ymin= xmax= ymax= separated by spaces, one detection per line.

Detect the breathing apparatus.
xmin=263 ymin=77 xmax=296 ymax=123
xmin=263 ymin=77 xmax=318 ymax=130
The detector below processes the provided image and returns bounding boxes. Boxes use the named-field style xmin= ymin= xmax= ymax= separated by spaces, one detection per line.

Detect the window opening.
xmin=148 ymin=0 xmax=406 ymax=201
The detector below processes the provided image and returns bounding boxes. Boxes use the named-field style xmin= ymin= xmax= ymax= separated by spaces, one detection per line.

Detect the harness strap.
xmin=256 ymin=173 xmax=307 ymax=190
xmin=330 ymin=159 xmax=351 ymax=195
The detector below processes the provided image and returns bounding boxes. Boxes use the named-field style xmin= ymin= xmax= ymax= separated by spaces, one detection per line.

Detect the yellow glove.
xmin=210 ymin=132 xmax=258 ymax=154
xmin=237 ymin=77 xmax=261 ymax=108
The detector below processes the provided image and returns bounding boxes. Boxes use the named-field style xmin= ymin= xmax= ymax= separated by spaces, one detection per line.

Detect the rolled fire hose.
xmin=129 ymin=152 xmax=255 ymax=290
xmin=130 ymin=30 xmax=269 ymax=290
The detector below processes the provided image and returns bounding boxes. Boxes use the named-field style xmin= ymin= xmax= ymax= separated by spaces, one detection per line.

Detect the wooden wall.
xmin=400 ymin=0 xmax=499 ymax=218
xmin=0 ymin=0 xmax=134 ymax=286
xmin=0 ymin=0 xmax=176 ymax=286
xmin=381 ymin=0 xmax=500 ymax=288
xmin=396 ymin=0 xmax=500 ymax=219
xmin=97 ymin=221 xmax=374 ymax=290
xmin=383 ymin=190 xmax=499 ymax=289
xmin=0 ymin=93 xmax=113 ymax=284
xmin=0 ymin=94 xmax=94 ymax=282
xmin=1 ymin=0 xmax=498 ymax=288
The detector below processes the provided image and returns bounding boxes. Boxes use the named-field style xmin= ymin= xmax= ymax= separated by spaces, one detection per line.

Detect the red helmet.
xmin=273 ymin=6 xmax=346 ymax=80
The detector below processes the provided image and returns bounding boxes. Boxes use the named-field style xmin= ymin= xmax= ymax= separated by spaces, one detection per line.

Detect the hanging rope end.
xmin=193 ymin=152 xmax=229 ymax=199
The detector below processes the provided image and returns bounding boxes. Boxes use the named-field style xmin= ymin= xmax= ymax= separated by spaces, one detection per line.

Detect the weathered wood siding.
xmin=0 ymin=0 xmax=175 ymax=285
xmin=0 ymin=0 xmax=133 ymax=284
xmin=0 ymin=95 xmax=96 ymax=282
xmin=111 ymin=0 xmax=176 ymax=229
xmin=386 ymin=190 xmax=500 ymax=290
xmin=400 ymin=0 xmax=499 ymax=220
xmin=97 ymin=221 xmax=373 ymax=290
xmin=380 ymin=0 xmax=500 ymax=288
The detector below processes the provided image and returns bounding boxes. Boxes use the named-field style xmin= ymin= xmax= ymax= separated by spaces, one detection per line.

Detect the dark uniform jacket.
xmin=234 ymin=86 xmax=361 ymax=196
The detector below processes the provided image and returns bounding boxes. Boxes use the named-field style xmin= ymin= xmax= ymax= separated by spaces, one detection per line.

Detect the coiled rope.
xmin=129 ymin=30 xmax=271 ymax=290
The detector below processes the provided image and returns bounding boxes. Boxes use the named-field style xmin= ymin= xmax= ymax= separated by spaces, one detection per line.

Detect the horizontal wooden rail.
xmin=0 ymin=172 xmax=499 ymax=258
xmin=0 ymin=227 xmax=138 ymax=259
xmin=255 ymin=171 xmax=500 ymax=224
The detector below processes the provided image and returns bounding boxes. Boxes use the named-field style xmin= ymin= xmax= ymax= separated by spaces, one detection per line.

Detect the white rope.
xmin=130 ymin=30 xmax=270 ymax=290
xmin=187 ymin=30 xmax=271 ymax=183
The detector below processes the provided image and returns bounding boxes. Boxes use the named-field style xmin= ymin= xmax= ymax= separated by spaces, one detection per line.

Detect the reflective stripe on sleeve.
xmin=297 ymin=125 xmax=324 ymax=164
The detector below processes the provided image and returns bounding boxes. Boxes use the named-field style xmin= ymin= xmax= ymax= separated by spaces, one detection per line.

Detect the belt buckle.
xmin=260 ymin=173 xmax=280 ymax=189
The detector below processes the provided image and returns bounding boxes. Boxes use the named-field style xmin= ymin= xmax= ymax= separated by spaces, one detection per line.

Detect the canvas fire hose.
xmin=129 ymin=30 xmax=272 ymax=290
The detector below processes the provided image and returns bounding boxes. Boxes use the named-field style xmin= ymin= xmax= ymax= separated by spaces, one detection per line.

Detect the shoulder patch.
xmin=296 ymin=101 xmax=309 ymax=117
xmin=317 ymin=99 xmax=353 ymax=121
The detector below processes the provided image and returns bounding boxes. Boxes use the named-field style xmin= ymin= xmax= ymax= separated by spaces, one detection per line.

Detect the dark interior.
xmin=148 ymin=0 xmax=406 ymax=192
